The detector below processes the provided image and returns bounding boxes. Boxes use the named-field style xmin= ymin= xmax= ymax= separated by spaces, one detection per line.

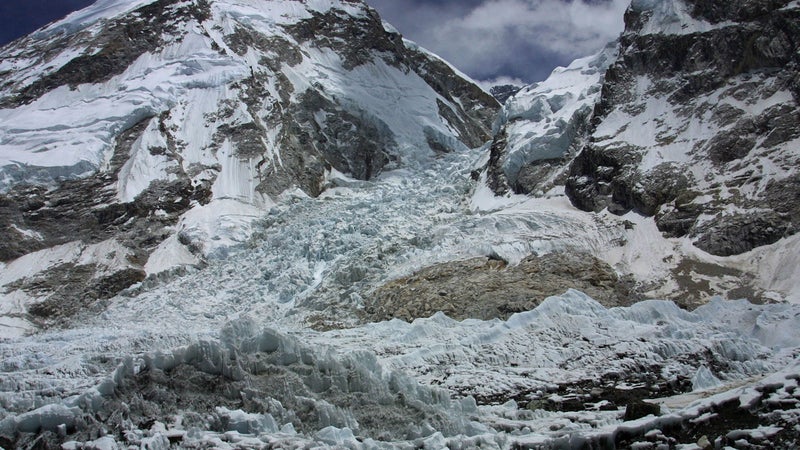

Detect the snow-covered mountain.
xmin=566 ymin=0 xmax=800 ymax=258
xmin=1 ymin=0 xmax=800 ymax=449
xmin=485 ymin=43 xmax=618 ymax=198
xmin=484 ymin=0 xmax=800 ymax=306
xmin=0 ymin=0 xmax=498 ymax=330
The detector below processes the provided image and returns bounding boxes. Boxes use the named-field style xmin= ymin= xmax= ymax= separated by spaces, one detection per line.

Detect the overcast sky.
xmin=365 ymin=0 xmax=629 ymax=84
xmin=0 ymin=0 xmax=629 ymax=85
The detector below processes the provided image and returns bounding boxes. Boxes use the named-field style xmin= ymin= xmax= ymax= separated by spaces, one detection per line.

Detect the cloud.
xmin=367 ymin=0 xmax=629 ymax=83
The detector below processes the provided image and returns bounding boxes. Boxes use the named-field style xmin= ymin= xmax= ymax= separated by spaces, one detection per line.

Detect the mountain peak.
xmin=0 ymin=0 xmax=497 ymax=330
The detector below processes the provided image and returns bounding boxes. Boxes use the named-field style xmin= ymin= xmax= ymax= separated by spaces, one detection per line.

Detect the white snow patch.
xmin=469 ymin=172 xmax=527 ymax=212
xmin=116 ymin=118 xmax=174 ymax=202
xmin=144 ymin=234 xmax=201 ymax=276
xmin=692 ymin=366 xmax=722 ymax=391
xmin=211 ymin=140 xmax=271 ymax=206
xmin=602 ymin=212 xmax=679 ymax=293
xmin=176 ymin=199 xmax=265 ymax=259
xmin=751 ymin=234 xmax=800 ymax=304
xmin=0 ymin=242 xmax=84 ymax=286
xmin=10 ymin=224 xmax=43 ymax=241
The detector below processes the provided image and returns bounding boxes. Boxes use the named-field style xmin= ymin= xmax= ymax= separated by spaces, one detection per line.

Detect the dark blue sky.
xmin=0 ymin=0 xmax=628 ymax=84
xmin=0 ymin=0 xmax=94 ymax=46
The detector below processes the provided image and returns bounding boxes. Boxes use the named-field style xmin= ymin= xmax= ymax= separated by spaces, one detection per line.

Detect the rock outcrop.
xmin=484 ymin=0 xmax=799 ymax=258
xmin=565 ymin=0 xmax=800 ymax=256
xmin=366 ymin=253 xmax=637 ymax=322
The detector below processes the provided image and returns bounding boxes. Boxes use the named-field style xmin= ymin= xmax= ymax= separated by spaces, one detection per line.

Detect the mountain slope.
xmin=565 ymin=0 xmax=800 ymax=257
xmin=483 ymin=0 xmax=800 ymax=304
xmin=1 ymin=0 xmax=800 ymax=449
xmin=0 ymin=0 xmax=498 ymax=331
xmin=485 ymin=43 xmax=617 ymax=197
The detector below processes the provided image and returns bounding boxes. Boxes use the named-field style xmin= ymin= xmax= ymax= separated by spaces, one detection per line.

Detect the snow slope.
xmin=0 ymin=0 xmax=498 ymax=334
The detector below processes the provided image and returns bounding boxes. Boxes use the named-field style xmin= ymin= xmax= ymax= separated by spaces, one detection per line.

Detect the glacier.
xmin=0 ymin=0 xmax=799 ymax=448
xmin=2 ymin=144 xmax=800 ymax=448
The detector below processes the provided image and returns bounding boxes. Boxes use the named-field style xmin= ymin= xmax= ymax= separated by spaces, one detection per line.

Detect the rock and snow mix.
xmin=0 ymin=0 xmax=497 ymax=335
xmin=0 ymin=0 xmax=799 ymax=449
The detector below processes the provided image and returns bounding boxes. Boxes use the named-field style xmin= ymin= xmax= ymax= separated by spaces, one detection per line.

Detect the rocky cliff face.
xmin=479 ymin=0 xmax=800 ymax=303
xmin=486 ymin=0 xmax=800 ymax=257
xmin=565 ymin=0 xmax=800 ymax=257
xmin=485 ymin=44 xmax=617 ymax=197
xmin=0 ymin=0 xmax=498 ymax=329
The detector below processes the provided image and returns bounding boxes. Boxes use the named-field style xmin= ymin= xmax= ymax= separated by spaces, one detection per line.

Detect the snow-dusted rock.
xmin=0 ymin=0 xmax=498 ymax=330
xmin=485 ymin=42 xmax=617 ymax=196
xmin=565 ymin=0 xmax=800 ymax=257
xmin=1 ymin=0 xmax=799 ymax=448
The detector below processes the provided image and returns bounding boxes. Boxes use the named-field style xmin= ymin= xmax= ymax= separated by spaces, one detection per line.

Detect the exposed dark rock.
xmin=252 ymin=86 xmax=397 ymax=198
xmin=1 ymin=0 xmax=211 ymax=107
xmin=0 ymin=118 xmax=149 ymax=261
xmin=485 ymin=130 xmax=511 ymax=196
xmin=365 ymin=252 xmax=637 ymax=323
xmin=655 ymin=201 xmax=703 ymax=238
xmin=0 ymin=115 xmax=213 ymax=325
xmin=764 ymin=174 xmax=800 ymax=225
xmin=624 ymin=400 xmax=661 ymax=420
xmin=631 ymin=163 xmax=693 ymax=217
xmin=706 ymin=131 xmax=756 ymax=165
xmin=564 ymin=0 xmax=800 ymax=255
xmin=283 ymin=7 xmax=406 ymax=71
xmin=287 ymin=3 xmax=501 ymax=142
xmin=565 ymin=143 xmax=643 ymax=214
xmin=668 ymin=258 xmax=759 ymax=308
xmin=489 ymin=84 xmax=522 ymax=104
xmin=513 ymin=158 xmax=565 ymax=195
xmin=615 ymin=394 xmax=800 ymax=449
xmin=223 ymin=27 xmax=303 ymax=66
xmin=217 ymin=122 xmax=268 ymax=159
xmin=21 ymin=265 xmax=146 ymax=326
xmin=682 ymin=0 xmax=792 ymax=23
xmin=0 ymin=162 xmax=210 ymax=264
xmin=514 ymin=373 xmax=691 ymax=414
xmin=758 ymin=104 xmax=800 ymax=148
xmin=693 ymin=211 xmax=790 ymax=256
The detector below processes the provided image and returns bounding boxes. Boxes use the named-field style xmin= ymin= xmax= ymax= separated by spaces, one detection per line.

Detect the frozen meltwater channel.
xmin=1 ymin=146 xmax=800 ymax=448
